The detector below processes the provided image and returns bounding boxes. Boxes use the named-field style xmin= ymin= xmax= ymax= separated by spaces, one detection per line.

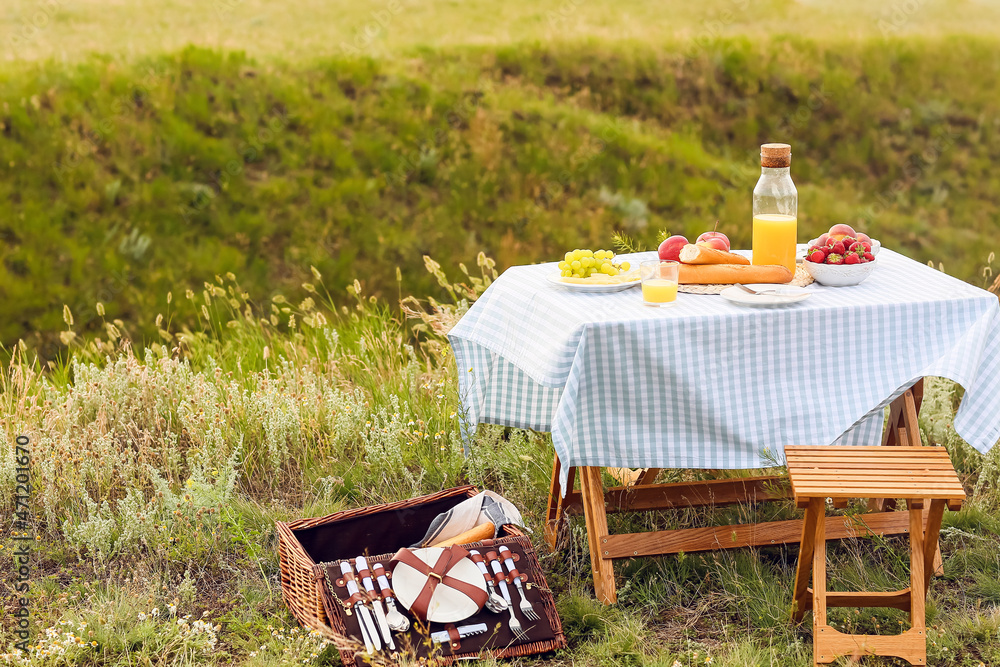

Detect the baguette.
xmin=678 ymin=263 xmax=793 ymax=285
xmin=428 ymin=522 xmax=495 ymax=548
xmin=678 ymin=244 xmax=751 ymax=266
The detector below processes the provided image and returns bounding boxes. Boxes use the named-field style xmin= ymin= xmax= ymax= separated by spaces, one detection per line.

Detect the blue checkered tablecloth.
xmin=449 ymin=249 xmax=1000 ymax=492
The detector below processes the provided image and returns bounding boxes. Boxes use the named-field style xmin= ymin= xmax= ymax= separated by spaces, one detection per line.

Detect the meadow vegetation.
xmin=2 ymin=0 xmax=1000 ymax=664
xmin=1 ymin=261 xmax=999 ymax=665
xmin=2 ymin=39 xmax=1000 ymax=350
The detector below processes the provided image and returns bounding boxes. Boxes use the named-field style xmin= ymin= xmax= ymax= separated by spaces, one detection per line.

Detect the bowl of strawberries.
xmin=802 ymin=224 xmax=878 ymax=287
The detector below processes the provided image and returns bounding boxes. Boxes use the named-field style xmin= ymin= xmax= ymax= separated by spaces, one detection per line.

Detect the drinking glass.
xmin=640 ymin=260 xmax=679 ymax=307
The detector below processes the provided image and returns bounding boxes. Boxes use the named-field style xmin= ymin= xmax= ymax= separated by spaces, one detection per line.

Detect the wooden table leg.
xmin=636 ymin=468 xmax=662 ymax=485
xmin=908 ymin=500 xmax=927 ymax=665
xmin=545 ymin=455 xmax=575 ymax=550
xmin=793 ymin=497 xmax=823 ymax=623
xmin=922 ymin=499 xmax=947 ymax=592
xmin=812 ymin=507 xmax=828 ymax=666
xmin=579 ymin=466 xmax=616 ymax=604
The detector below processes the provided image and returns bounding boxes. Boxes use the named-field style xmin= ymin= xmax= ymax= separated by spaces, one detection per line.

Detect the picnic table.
xmin=449 ymin=248 xmax=1000 ymax=604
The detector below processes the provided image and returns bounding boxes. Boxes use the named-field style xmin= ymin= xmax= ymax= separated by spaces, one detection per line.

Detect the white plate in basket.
xmin=546 ymin=272 xmax=641 ymax=293
xmin=392 ymin=548 xmax=487 ymax=622
xmin=719 ymin=284 xmax=812 ymax=307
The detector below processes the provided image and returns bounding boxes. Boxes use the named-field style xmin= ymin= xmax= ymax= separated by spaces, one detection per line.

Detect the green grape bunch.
xmin=558 ymin=249 xmax=632 ymax=278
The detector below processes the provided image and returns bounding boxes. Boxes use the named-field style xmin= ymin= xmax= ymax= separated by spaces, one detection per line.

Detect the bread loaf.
xmin=678 ymin=244 xmax=751 ymax=266
xmin=678 ymin=263 xmax=793 ymax=285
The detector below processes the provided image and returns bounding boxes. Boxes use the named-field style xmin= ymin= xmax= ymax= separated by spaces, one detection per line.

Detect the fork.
xmin=487 ymin=551 xmax=524 ymax=639
xmin=736 ymin=283 xmax=784 ymax=296
xmin=499 ymin=546 xmax=539 ymax=621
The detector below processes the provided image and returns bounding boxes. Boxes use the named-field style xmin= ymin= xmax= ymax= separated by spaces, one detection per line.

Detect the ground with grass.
xmin=3 ymin=0 xmax=1000 ymax=664
xmin=2 ymin=39 xmax=1000 ymax=352
xmin=1 ymin=266 xmax=1000 ymax=666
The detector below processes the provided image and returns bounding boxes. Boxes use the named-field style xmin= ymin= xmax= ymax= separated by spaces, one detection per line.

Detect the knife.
xmin=373 ymin=562 xmax=410 ymax=632
xmin=356 ymin=556 xmax=395 ymax=650
xmin=340 ymin=561 xmax=381 ymax=653
xmin=430 ymin=623 xmax=489 ymax=644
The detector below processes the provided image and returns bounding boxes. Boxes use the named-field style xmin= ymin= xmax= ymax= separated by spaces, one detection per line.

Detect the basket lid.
xmin=390 ymin=546 xmax=488 ymax=623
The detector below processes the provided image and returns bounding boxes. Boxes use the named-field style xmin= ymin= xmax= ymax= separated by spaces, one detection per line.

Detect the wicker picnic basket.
xmin=276 ymin=485 xmax=566 ymax=666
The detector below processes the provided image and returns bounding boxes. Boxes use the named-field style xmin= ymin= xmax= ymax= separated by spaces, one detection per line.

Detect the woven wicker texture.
xmin=277 ymin=486 xmax=566 ymax=667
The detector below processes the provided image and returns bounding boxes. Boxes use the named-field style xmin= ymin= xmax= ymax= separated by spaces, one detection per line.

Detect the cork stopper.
xmin=760 ymin=143 xmax=791 ymax=168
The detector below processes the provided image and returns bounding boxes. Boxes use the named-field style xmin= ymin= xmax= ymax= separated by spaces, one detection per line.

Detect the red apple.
xmin=696 ymin=231 xmax=731 ymax=252
xmin=658 ymin=235 xmax=689 ymax=261
xmin=696 ymin=237 xmax=729 ymax=252
xmin=827 ymin=223 xmax=857 ymax=241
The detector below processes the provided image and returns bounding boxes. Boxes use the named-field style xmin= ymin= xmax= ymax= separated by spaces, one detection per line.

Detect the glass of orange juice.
xmin=640 ymin=260 xmax=679 ymax=307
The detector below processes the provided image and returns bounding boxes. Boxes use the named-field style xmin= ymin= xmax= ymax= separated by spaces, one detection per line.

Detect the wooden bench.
xmin=786 ymin=445 xmax=965 ymax=666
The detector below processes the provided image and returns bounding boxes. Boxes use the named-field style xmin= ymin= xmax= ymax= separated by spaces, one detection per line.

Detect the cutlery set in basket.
xmin=277 ymin=486 xmax=565 ymax=666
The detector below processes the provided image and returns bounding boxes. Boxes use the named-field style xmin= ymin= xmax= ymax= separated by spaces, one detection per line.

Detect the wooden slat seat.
xmin=787 ymin=446 xmax=964 ymax=511
xmin=787 ymin=445 xmax=965 ymax=666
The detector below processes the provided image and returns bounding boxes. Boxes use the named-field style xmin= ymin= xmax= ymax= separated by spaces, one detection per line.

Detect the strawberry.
xmin=808 ymin=250 xmax=826 ymax=263
xmin=848 ymin=241 xmax=865 ymax=253
xmin=845 ymin=253 xmax=861 ymax=265
xmin=863 ymin=252 xmax=874 ymax=262
xmin=829 ymin=240 xmax=846 ymax=255
xmin=826 ymin=253 xmax=845 ymax=265
xmin=860 ymin=241 xmax=872 ymax=253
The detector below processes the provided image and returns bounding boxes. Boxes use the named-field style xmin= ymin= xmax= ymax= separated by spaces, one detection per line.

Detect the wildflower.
xmin=137 ymin=613 xmax=147 ymax=621
xmin=450 ymin=412 xmax=457 ymax=418
xmin=436 ymin=394 xmax=444 ymax=399
xmin=151 ymin=608 xmax=160 ymax=617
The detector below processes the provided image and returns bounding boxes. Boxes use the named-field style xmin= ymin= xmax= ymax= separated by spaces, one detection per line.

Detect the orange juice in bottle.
xmin=752 ymin=143 xmax=797 ymax=274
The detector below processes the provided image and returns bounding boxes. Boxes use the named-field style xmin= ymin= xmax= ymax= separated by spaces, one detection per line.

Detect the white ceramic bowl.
xmin=802 ymin=256 xmax=877 ymax=286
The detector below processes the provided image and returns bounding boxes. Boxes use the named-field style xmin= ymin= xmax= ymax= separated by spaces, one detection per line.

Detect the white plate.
xmin=546 ymin=271 xmax=640 ymax=293
xmin=719 ymin=284 xmax=812 ymax=307
xmin=392 ymin=548 xmax=487 ymax=623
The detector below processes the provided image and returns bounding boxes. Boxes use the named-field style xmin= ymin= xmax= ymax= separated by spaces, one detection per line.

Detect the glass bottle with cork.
xmin=752 ymin=143 xmax=797 ymax=274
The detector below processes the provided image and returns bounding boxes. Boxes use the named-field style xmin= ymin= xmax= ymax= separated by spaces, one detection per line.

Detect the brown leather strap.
xmin=447 ymin=624 xmax=461 ymax=650
xmin=508 ymin=566 xmax=521 ymax=581
xmin=372 ymin=564 xmax=395 ymax=598
xmin=469 ymin=551 xmax=493 ymax=585
xmin=391 ymin=547 xmax=489 ymax=621
xmin=357 ymin=567 xmax=377 ymax=601
xmin=345 ymin=591 xmax=367 ymax=606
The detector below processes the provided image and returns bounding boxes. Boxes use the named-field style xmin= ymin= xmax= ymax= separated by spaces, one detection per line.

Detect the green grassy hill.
xmin=2 ymin=39 xmax=998 ymax=350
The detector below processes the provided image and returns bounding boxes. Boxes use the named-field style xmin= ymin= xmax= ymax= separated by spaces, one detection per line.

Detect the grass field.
xmin=5 ymin=0 xmax=1000 ymax=63
xmin=2 ymin=1 xmax=1000 ymax=665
